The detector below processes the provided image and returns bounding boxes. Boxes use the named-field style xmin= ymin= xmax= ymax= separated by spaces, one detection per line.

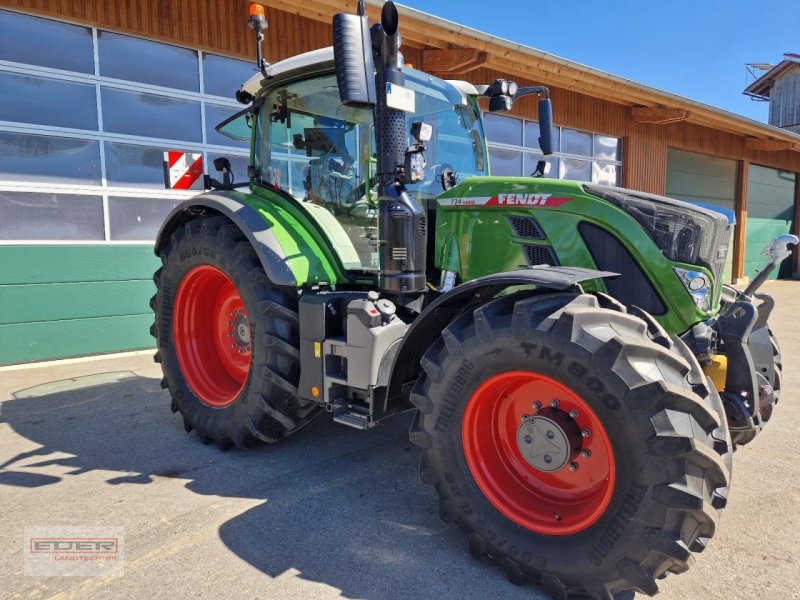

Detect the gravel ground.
xmin=1 ymin=280 xmax=798 ymax=600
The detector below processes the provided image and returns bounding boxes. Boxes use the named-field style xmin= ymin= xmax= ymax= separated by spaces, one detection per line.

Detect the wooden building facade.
xmin=1 ymin=0 xmax=799 ymax=363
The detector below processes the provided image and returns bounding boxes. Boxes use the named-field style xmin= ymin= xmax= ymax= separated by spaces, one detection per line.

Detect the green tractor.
xmin=151 ymin=2 xmax=794 ymax=597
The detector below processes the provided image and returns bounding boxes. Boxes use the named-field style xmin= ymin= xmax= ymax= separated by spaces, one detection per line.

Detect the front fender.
xmin=382 ymin=266 xmax=617 ymax=416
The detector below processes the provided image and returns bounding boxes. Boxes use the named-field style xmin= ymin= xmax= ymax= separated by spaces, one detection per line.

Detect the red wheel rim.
xmin=172 ymin=265 xmax=251 ymax=408
xmin=462 ymin=371 xmax=615 ymax=535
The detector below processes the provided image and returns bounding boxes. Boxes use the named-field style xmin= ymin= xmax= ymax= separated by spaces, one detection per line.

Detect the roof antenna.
xmin=357 ymin=0 xmax=366 ymax=16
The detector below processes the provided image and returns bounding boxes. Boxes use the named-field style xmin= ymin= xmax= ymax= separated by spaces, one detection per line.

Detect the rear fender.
xmin=155 ymin=190 xmax=347 ymax=288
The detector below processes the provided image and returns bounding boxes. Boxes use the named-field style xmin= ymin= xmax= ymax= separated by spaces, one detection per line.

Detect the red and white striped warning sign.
xmin=163 ymin=151 xmax=204 ymax=190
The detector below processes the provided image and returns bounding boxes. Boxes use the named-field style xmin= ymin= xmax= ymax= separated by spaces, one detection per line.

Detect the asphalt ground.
xmin=2 ymin=280 xmax=799 ymax=600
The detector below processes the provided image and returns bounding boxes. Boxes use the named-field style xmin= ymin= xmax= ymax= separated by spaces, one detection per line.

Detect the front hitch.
xmin=715 ymin=299 xmax=760 ymax=433
xmin=708 ymin=234 xmax=796 ymax=441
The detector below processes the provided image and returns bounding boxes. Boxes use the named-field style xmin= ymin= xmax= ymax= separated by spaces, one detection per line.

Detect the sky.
xmin=398 ymin=0 xmax=800 ymax=123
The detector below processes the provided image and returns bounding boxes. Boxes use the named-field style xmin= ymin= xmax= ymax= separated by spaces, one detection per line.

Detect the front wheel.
xmin=410 ymin=292 xmax=731 ymax=599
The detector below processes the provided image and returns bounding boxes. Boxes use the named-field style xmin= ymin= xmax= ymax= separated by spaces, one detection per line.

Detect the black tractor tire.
xmin=720 ymin=284 xmax=782 ymax=447
xmin=410 ymin=292 xmax=732 ymax=599
xmin=150 ymin=216 xmax=320 ymax=449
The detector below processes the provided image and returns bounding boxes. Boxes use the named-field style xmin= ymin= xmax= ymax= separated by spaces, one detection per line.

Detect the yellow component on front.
xmin=703 ymin=355 xmax=728 ymax=392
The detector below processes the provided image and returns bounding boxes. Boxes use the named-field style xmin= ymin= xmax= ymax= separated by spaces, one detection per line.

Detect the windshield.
xmin=403 ymin=69 xmax=487 ymax=200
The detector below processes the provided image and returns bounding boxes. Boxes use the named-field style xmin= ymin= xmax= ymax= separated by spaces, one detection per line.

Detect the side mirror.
xmin=484 ymin=83 xmax=555 ymax=154
xmin=213 ymin=157 xmax=231 ymax=173
xmin=538 ymin=97 xmax=554 ymax=156
xmin=332 ymin=12 xmax=377 ymax=108
xmin=213 ymin=156 xmax=232 ymax=188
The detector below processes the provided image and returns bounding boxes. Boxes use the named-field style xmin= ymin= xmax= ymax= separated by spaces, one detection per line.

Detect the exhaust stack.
xmin=332 ymin=1 xmax=427 ymax=310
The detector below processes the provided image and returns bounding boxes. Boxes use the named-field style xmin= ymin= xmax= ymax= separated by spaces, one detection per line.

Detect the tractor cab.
xmin=218 ymin=48 xmax=488 ymax=273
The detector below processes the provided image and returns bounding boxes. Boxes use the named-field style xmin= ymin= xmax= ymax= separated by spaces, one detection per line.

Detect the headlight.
xmin=674 ymin=267 xmax=712 ymax=312
xmin=584 ymin=185 xmax=730 ymax=273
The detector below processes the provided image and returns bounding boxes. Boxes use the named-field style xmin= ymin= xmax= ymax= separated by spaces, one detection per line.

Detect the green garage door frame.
xmin=666 ymin=148 xmax=737 ymax=283
xmin=0 ymin=245 xmax=158 ymax=365
xmin=745 ymin=164 xmax=797 ymax=280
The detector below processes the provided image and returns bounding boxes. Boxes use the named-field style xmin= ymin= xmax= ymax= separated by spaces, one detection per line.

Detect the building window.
xmin=0 ymin=71 xmax=98 ymax=130
xmin=488 ymin=146 xmax=523 ymax=177
xmin=0 ymin=132 xmax=101 ymax=185
xmin=0 ymin=10 xmax=94 ymax=73
xmin=108 ymin=196 xmax=183 ymax=241
xmin=484 ymin=113 xmax=622 ymax=185
xmin=484 ymin=113 xmax=523 ymax=147
xmin=0 ymin=8 xmax=253 ymax=243
xmin=202 ymin=53 xmax=258 ymax=99
xmin=0 ymin=192 xmax=105 ymax=241
xmin=97 ymin=31 xmax=200 ymax=91
xmin=100 ymin=87 xmax=203 ymax=142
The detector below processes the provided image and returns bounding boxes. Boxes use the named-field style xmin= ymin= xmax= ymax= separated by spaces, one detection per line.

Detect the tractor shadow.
xmin=0 ymin=371 xmax=551 ymax=600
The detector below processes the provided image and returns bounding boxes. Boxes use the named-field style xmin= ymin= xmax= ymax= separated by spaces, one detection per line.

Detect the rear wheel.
xmin=410 ymin=292 xmax=731 ymax=599
xmin=151 ymin=217 xmax=320 ymax=449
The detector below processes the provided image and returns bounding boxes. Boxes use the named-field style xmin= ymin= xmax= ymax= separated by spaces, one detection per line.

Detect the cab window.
xmin=255 ymin=74 xmax=379 ymax=270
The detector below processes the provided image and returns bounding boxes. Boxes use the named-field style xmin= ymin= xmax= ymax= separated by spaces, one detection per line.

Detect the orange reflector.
xmin=249 ymin=3 xmax=265 ymax=18
xmin=311 ymin=386 xmax=320 ymax=398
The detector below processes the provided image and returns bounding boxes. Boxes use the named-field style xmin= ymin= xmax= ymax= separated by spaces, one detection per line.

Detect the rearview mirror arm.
xmin=511 ymin=85 xmax=550 ymax=102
